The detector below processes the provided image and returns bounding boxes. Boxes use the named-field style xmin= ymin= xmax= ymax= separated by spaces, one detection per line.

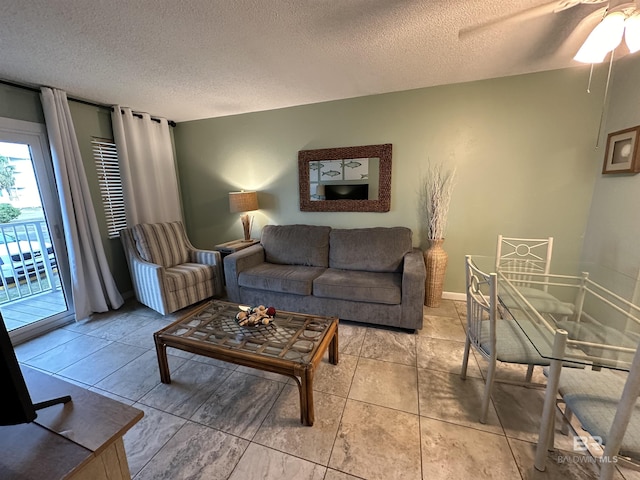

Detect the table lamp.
xmin=229 ymin=190 xmax=259 ymax=241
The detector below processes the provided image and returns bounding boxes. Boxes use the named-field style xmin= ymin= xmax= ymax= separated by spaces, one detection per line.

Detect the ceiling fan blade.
xmin=458 ymin=1 xmax=560 ymax=39
xmin=554 ymin=0 xmax=607 ymax=13
xmin=555 ymin=6 xmax=608 ymax=55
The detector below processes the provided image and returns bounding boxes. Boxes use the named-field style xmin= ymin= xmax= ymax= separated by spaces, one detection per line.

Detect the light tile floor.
xmin=14 ymin=298 xmax=639 ymax=480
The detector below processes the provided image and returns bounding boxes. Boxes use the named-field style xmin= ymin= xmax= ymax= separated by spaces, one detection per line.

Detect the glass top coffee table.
xmin=154 ymin=299 xmax=339 ymax=426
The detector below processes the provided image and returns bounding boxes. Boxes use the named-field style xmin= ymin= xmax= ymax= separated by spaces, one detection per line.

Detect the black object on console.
xmin=0 ymin=316 xmax=71 ymax=426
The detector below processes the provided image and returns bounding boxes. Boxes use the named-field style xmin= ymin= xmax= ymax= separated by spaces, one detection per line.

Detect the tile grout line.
xmin=324 ymin=325 xmax=368 ymax=478
xmin=416 ymin=316 xmax=425 ymax=480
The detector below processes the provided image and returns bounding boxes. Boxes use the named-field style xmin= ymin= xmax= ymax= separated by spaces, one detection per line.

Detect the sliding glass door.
xmin=0 ymin=117 xmax=73 ymax=343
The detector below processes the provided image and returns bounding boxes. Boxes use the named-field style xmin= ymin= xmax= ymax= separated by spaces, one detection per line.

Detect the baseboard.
xmin=442 ymin=291 xmax=465 ymax=302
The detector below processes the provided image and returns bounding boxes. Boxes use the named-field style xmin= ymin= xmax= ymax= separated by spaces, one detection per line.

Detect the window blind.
xmin=92 ymin=138 xmax=126 ymax=238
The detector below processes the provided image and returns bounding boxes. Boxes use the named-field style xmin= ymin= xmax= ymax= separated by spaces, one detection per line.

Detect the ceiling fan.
xmin=458 ymin=0 xmax=608 ymax=40
xmin=459 ymin=0 xmax=640 ymax=64
xmin=573 ymin=0 xmax=640 ymax=63
xmin=460 ymin=1 xmax=640 ymax=147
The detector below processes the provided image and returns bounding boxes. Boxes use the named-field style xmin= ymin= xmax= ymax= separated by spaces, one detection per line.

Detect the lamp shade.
xmin=229 ymin=191 xmax=258 ymax=213
xmin=626 ymin=13 xmax=640 ymax=53
xmin=574 ymin=11 xmax=626 ymax=63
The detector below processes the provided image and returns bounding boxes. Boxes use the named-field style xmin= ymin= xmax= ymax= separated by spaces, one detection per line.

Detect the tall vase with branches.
xmin=422 ymin=161 xmax=456 ymax=307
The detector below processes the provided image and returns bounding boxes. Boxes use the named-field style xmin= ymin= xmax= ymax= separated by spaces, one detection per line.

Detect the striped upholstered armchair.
xmin=120 ymin=221 xmax=223 ymax=315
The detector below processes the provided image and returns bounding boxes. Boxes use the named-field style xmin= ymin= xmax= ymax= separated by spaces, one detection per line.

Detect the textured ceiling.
xmin=0 ymin=0 xmax=617 ymax=122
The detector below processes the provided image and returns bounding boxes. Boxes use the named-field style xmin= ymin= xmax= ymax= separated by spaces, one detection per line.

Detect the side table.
xmin=214 ymin=238 xmax=260 ymax=256
xmin=214 ymin=239 xmax=260 ymax=285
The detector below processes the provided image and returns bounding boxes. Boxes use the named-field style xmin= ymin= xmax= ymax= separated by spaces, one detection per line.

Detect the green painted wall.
xmin=1 ymin=60 xmax=621 ymax=298
xmin=581 ymin=55 xmax=640 ymax=301
xmin=174 ymin=66 xmax=607 ymax=294
xmin=0 ymin=84 xmax=44 ymax=123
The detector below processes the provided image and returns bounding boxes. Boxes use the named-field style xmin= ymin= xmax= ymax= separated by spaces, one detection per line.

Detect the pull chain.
xmin=595 ymin=50 xmax=615 ymax=149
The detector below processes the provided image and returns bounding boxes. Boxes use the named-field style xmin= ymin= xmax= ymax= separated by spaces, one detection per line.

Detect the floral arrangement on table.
xmin=235 ymin=305 xmax=277 ymax=326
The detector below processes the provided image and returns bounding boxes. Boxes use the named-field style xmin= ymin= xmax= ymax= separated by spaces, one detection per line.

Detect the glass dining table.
xmin=469 ymin=256 xmax=640 ymax=479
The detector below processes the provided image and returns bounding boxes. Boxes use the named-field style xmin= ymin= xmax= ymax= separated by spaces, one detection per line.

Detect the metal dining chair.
xmin=495 ymin=235 xmax=574 ymax=315
xmin=496 ymin=235 xmax=553 ymax=284
xmin=461 ymin=255 xmax=552 ymax=423
xmin=496 ymin=235 xmax=554 ymax=282
xmin=496 ymin=235 xmax=575 ymax=382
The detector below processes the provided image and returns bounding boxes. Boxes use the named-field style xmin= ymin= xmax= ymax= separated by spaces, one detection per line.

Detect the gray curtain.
xmin=40 ymin=87 xmax=124 ymax=321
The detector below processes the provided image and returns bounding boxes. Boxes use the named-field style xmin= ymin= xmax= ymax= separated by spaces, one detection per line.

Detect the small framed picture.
xmin=603 ymin=126 xmax=640 ymax=174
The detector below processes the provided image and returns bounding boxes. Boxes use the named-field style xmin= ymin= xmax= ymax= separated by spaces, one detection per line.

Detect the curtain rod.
xmin=0 ymin=78 xmax=177 ymax=127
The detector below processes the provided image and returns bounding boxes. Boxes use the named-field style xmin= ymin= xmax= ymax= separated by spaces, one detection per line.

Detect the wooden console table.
xmin=214 ymin=238 xmax=260 ymax=255
xmin=0 ymin=366 xmax=143 ymax=480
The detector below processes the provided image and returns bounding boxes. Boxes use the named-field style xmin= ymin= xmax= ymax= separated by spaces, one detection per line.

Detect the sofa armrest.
xmin=224 ymin=244 xmax=266 ymax=302
xmin=401 ymin=248 xmax=427 ymax=329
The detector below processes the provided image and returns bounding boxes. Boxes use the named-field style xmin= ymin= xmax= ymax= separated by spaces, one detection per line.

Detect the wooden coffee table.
xmin=153 ymin=299 xmax=339 ymax=426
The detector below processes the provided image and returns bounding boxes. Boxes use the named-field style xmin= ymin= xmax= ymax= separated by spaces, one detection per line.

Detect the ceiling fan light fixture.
xmin=574 ymin=11 xmax=627 ymax=63
xmin=625 ymin=13 xmax=640 ymax=53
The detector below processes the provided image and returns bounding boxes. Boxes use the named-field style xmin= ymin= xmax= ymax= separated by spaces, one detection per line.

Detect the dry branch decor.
xmin=422 ymin=161 xmax=457 ymax=308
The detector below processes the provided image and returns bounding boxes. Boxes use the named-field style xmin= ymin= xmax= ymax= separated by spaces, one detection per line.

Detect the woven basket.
xmin=424 ymin=238 xmax=448 ymax=307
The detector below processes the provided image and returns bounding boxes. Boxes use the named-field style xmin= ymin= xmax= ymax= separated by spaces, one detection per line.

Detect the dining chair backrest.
xmin=496 ymin=235 xmax=553 ymax=290
xmin=465 ymin=255 xmax=498 ymax=361
xmin=462 ymin=255 xmax=550 ymax=424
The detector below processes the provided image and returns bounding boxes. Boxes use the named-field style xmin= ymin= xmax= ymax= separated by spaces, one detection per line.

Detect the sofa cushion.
xmin=313 ymin=268 xmax=402 ymax=305
xmin=261 ymin=224 xmax=331 ymax=267
xmin=329 ymin=227 xmax=412 ymax=272
xmin=238 ymin=263 xmax=326 ymax=296
xmin=133 ymin=221 xmax=189 ymax=267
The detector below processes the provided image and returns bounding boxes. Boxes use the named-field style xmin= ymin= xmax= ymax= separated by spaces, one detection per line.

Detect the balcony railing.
xmin=0 ymin=220 xmax=59 ymax=304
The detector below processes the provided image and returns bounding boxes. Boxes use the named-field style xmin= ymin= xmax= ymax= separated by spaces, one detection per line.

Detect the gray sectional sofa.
xmin=223 ymin=224 xmax=426 ymax=331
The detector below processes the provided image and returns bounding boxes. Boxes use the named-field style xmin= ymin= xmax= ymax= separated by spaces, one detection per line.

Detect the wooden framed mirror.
xmin=298 ymin=143 xmax=392 ymax=212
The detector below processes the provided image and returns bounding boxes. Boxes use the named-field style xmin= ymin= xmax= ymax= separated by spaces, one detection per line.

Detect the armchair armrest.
xmin=126 ymin=252 xmax=168 ymax=314
xmin=224 ymin=245 xmax=265 ymax=302
xmin=401 ymin=248 xmax=427 ymax=329
xmin=190 ymin=248 xmax=222 ymax=266
xmin=120 ymin=227 xmax=169 ymax=313
xmin=190 ymin=248 xmax=223 ymax=295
